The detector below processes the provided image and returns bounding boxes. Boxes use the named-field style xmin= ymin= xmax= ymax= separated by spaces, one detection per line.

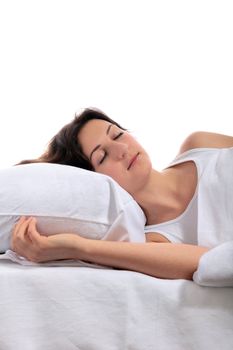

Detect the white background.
xmin=0 ymin=0 xmax=232 ymax=170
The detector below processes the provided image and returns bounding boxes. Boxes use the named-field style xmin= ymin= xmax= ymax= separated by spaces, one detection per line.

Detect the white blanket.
xmin=0 ymin=259 xmax=233 ymax=350
xmin=3 ymin=235 xmax=233 ymax=287
xmin=193 ymin=241 xmax=233 ymax=287
xmin=0 ymin=249 xmax=109 ymax=268
xmin=2 ymin=242 xmax=233 ymax=287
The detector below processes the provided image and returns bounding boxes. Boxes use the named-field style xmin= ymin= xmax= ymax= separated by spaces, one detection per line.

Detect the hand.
xmin=11 ymin=216 xmax=87 ymax=263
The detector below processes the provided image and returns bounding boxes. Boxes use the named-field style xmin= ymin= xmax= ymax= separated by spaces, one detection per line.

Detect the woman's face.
xmin=78 ymin=119 xmax=152 ymax=195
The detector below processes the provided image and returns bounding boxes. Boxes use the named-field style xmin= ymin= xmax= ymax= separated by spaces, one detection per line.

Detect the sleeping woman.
xmin=11 ymin=108 xmax=233 ymax=280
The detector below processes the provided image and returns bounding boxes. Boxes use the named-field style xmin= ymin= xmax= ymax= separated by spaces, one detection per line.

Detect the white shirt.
xmin=144 ymin=147 xmax=233 ymax=248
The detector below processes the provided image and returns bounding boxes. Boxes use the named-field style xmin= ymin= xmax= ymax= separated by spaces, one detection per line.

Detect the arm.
xmin=80 ymin=239 xmax=208 ymax=280
xmin=11 ymin=217 xmax=209 ymax=280
xmin=179 ymin=131 xmax=233 ymax=155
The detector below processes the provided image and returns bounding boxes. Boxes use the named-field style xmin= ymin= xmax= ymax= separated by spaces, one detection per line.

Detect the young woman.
xmin=11 ymin=108 xmax=233 ymax=280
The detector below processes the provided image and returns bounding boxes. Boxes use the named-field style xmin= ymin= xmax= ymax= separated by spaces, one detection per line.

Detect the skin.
xmin=10 ymin=128 xmax=233 ymax=280
xmin=78 ymin=120 xmax=198 ymax=227
xmin=78 ymin=120 xmax=153 ymax=196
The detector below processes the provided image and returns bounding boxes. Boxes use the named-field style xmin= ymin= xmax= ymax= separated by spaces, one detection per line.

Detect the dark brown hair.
xmin=17 ymin=108 xmax=126 ymax=171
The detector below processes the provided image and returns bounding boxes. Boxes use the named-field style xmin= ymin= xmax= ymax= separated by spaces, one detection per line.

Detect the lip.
xmin=127 ymin=152 xmax=139 ymax=170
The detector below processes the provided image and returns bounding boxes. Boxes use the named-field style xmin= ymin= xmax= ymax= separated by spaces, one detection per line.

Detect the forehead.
xmin=78 ymin=119 xmax=111 ymax=153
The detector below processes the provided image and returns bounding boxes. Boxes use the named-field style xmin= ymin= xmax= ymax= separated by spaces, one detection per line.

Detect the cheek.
xmin=102 ymin=165 xmax=122 ymax=179
xmin=99 ymin=165 xmax=128 ymax=186
xmin=96 ymin=164 xmax=116 ymax=177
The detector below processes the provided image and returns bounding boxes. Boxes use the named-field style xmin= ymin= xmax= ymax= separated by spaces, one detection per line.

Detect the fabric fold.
xmin=193 ymin=241 xmax=233 ymax=287
xmin=0 ymin=249 xmax=110 ymax=269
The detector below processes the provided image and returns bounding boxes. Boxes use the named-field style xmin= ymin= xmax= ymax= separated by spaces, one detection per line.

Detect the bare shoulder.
xmin=178 ymin=131 xmax=233 ymax=155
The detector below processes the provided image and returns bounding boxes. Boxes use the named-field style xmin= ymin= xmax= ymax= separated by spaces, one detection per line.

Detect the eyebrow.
xmin=89 ymin=123 xmax=113 ymax=161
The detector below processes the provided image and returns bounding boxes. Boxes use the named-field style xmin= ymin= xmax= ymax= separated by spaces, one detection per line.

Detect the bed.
xmin=0 ymin=258 xmax=233 ymax=350
xmin=0 ymin=163 xmax=233 ymax=349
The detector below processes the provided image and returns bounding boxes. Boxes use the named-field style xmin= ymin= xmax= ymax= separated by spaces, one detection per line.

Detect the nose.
xmin=110 ymin=141 xmax=128 ymax=160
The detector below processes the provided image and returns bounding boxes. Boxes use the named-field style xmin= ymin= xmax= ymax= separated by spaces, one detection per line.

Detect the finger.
xmin=12 ymin=218 xmax=34 ymax=249
xmin=27 ymin=218 xmax=40 ymax=243
xmin=24 ymin=220 xmax=35 ymax=244
xmin=13 ymin=216 xmax=26 ymax=234
xmin=12 ymin=217 xmax=24 ymax=239
xmin=11 ymin=218 xmax=34 ymax=252
xmin=14 ymin=217 xmax=31 ymax=237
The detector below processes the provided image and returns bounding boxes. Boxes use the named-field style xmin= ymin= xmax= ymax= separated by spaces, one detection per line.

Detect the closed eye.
xmin=99 ymin=132 xmax=124 ymax=165
xmin=99 ymin=151 xmax=107 ymax=164
xmin=113 ymin=132 xmax=124 ymax=140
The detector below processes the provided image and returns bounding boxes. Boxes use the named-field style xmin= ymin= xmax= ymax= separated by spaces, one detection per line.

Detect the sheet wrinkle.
xmin=1 ymin=261 xmax=233 ymax=350
xmin=0 ymin=249 xmax=111 ymax=269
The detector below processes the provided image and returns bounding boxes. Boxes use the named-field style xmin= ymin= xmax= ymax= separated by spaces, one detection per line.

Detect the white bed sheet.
xmin=0 ymin=260 xmax=233 ymax=350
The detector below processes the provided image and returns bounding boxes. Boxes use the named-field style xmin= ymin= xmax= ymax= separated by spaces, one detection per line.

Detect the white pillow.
xmin=0 ymin=163 xmax=146 ymax=253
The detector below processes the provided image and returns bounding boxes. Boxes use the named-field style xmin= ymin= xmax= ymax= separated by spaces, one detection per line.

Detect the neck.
xmin=133 ymin=168 xmax=182 ymax=225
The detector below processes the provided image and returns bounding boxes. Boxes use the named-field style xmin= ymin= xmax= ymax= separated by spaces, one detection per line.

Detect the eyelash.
xmin=99 ymin=132 xmax=124 ymax=165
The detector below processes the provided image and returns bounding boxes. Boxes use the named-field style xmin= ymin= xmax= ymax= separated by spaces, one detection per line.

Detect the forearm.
xmin=77 ymin=240 xmax=209 ymax=280
xmin=11 ymin=217 xmax=209 ymax=280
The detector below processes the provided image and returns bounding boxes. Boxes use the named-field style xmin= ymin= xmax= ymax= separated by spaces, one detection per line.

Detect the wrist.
xmin=72 ymin=235 xmax=92 ymax=261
